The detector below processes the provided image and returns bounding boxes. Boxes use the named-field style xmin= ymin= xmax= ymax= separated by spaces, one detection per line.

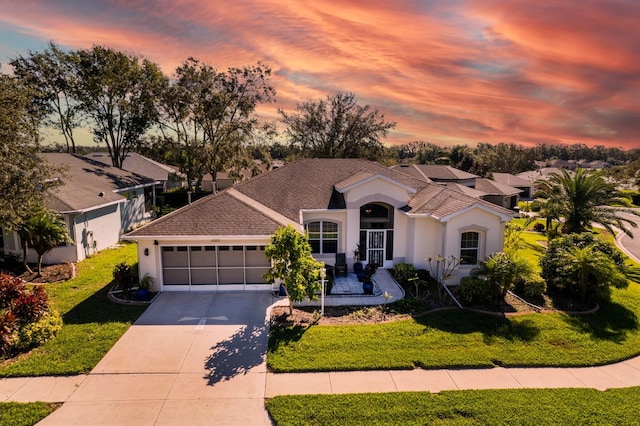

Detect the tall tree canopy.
xmin=280 ymin=91 xmax=396 ymax=160
xmin=73 ymin=46 xmax=165 ymax=168
xmin=0 ymin=74 xmax=58 ymax=231
xmin=157 ymin=58 xmax=275 ymax=190
xmin=535 ymin=168 xmax=639 ymax=236
xmin=10 ymin=42 xmax=80 ymax=154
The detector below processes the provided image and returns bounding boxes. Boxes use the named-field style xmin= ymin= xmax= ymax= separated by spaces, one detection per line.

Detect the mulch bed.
xmin=271 ymin=292 xmax=597 ymax=327
xmin=1 ymin=263 xmax=75 ymax=284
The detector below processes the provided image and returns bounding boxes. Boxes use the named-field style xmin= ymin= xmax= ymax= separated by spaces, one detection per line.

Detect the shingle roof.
xmin=235 ymin=158 xmax=429 ymax=221
xmin=491 ymin=173 xmax=531 ymax=188
xmin=445 ymin=182 xmax=486 ymax=198
xmin=388 ymin=164 xmax=432 ymax=181
xmin=127 ymin=191 xmax=282 ymax=237
xmin=406 ymin=184 xmax=514 ymax=219
xmin=86 ymin=152 xmax=178 ymax=182
xmin=410 ymin=165 xmax=479 ymax=181
xmin=41 ymin=153 xmax=155 ymax=212
xmin=474 ymin=178 xmax=522 ymax=196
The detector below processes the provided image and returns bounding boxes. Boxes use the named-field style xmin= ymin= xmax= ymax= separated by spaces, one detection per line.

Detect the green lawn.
xmin=0 ymin=243 xmax=146 ymax=377
xmin=266 ymin=388 xmax=640 ymax=425
xmin=268 ymin=221 xmax=640 ymax=372
xmin=0 ymin=402 xmax=59 ymax=426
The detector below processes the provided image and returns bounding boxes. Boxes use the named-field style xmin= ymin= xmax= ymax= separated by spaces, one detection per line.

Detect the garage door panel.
xmin=163 ymin=268 xmax=189 ymax=285
xmin=191 ymin=268 xmax=217 ymax=285
xmin=162 ymin=247 xmax=188 ymax=267
xmin=246 ymin=268 xmax=268 ymax=284
xmin=246 ymin=247 xmax=269 ymax=267
xmin=218 ymin=269 xmax=244 ymax=284
xmin=190 ymin=246 xmax=216 ymax=267
xmin=218 ymin=246 xmax=243 ymax=267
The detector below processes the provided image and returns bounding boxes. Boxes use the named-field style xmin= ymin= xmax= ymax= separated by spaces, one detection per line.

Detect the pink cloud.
xmin=0 ymin=0 xmax=638 ymax=150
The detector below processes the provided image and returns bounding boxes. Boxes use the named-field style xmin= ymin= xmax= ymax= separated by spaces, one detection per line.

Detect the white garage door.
xmin=161 ymin=245 xmax=271 ymax=291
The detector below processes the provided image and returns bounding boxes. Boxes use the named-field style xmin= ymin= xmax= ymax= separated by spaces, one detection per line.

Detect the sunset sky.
xmin=1 ymin=1 xmax=638 ymax=150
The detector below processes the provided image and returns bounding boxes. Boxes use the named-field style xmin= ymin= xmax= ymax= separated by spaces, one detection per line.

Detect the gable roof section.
xmin=86 ymin=152 xmax=179 ymax=182
xmin=335 ymin=171 xmax=417 ymax=194
xmin=234 ymin=158 xmax=429 ymax=221
xmin=492 ymin=173 xmax=531 ymax=188
xmin=388 ymin=164 xmax=432 ymax=182
xmin=445 ymin=182 xmax=486 ymax=198
xmin=126 ymin=191 xmax=282 ymax=237
xmin=41 ymin=153 xmax=155 ymax=213
xmin=412 ymin=164 xmax=479 ymax=181
xmin=405 ymin=184 xmax=514 ymax=221
xmin=474 ymin=178 xmax=522 ymax=196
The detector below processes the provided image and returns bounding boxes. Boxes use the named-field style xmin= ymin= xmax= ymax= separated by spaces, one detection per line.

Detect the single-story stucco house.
xmin=1 ymin=153 xmax=157 ymax=264
xmin=126 ymin=158 xmax=515 ymax=293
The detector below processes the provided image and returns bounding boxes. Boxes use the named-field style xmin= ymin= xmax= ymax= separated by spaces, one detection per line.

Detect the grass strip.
xmin=266 ymin=388 xmax=640 ymax=426
xmin=0 ymin=243 xmax=146 ymax=377
xmin=0 ymin=402 xmax=59 ymax=426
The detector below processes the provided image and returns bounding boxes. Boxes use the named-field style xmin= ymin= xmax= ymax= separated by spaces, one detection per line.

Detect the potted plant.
xmin=136 ymin=273 xmax=154 ymax=300
xmin=353 ymin=243 xmax=364 ymax=278
xmin=362 ymin=263 xmax=378 ymax=294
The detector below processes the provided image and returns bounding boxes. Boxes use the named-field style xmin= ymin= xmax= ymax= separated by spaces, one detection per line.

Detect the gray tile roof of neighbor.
xmin=445 ymin=182 xmax=486 ymax=198
xmin=41 ymin=153 xmax=155 ymax=212
xmin=399 ymin=164 xmax=479 ymax=181
xmin=86 ymin=152 xmax=178 ymax=182
xmin=491 ymin=173 xmax=531 ymax=188
xmin=474 ymin=178 xmax=522 ymax=196
xmin=127 ymin=191 xmax=282 ymax=237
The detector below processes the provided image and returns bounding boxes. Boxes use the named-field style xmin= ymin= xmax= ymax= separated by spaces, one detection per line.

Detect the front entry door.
xmin=367 ymin=230 xmax=385 ymax=266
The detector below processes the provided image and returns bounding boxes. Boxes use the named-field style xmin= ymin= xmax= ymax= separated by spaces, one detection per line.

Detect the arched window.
xmin=460 ymin=231 xmax=480 ymax=265
xmin=306 ymin=221 xmax=338 ymax=254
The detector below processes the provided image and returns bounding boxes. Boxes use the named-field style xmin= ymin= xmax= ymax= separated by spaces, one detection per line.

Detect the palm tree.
xmin=22 ymin=209 xmax=72 ymax=275
xmin=535 ymin=168 xmax=639 ymax=237
xmin=564 ymin=246 xmax=627 ymax=302
xmin=471 ymin=252 xmax=535 ymax=304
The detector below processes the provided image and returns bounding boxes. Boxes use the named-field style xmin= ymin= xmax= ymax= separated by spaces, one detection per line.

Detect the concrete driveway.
xmin=40 ymin=292 xmax=276 ymax=426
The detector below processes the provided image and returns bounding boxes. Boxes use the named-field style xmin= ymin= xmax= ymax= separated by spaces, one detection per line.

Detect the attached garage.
xmin=161 ymin=245 xmax=271 ymax=291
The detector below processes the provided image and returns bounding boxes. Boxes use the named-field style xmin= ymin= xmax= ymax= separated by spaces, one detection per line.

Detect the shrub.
xmin=514 ymin=275 xmax=547 ymax=299
xmin=391 ymin=263 xmax=417 ymax=286
xmin=0 ymin=273 xmax=59 ymax=356
xmin=15 ymin=311 xmax=63 ymax=352
xmin=112 ymin=262 xmax=137 ymax=292
xmin=458 ymin=276 xmax=492 ymax=304
xmin=540 ymin=233 xmax=627 ymax=302
xmin=529 ymin=200 xmax=543 ymax=212
xmin=532 ymin=223 xmax=545 ymax=232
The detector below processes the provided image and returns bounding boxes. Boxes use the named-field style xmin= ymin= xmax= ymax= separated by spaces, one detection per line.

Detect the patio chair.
xmin=334 ymin=253 xmax=348 ymax=277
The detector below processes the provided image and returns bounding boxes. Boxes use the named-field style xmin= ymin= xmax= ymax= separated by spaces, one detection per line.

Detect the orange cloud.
xmin=0 ymin=0 xmax=638 ymax=150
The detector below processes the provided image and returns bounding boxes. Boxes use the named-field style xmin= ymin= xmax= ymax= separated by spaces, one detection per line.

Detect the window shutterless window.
xmin=305 ymin=221 xmax=338 ymax=254
xmin=460 ymin=232 xmax=479 ymax=265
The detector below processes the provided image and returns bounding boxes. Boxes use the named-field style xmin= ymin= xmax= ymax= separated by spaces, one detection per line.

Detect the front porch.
xmin=295 ymin=269 xmax=405 ymax=307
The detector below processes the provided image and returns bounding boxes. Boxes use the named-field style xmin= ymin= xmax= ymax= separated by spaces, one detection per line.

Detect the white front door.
xmin=366 ymin=230 xmax=385 ymax=267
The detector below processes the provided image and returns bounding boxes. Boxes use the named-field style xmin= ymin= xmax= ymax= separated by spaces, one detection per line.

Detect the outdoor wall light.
xmin=153 ymin=240 xmax=159 ymax=245
xmin=144 ymin=248 xmax=149 ymax=256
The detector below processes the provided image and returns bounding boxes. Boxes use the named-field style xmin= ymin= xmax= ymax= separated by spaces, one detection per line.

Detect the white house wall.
xmin=119 ymin=188 xmax=148 ymax=233
xmin=407 ymin=217 xmax=444 ymax=269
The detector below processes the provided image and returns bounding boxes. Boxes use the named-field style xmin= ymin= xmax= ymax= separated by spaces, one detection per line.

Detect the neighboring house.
xmin=200 ymin=160 xmax=284 ymax=192
xmin=473 ymin=178 xmax=522 ymax=210
xmin=491 ymin=173 xmax=534 ymax=199
xmin=517 ymin=167 xmax=569 ymax=195
xmin=86 ymin=152 xmax=185 ymax=192
xmin=390 ymin=164 xmax=479 ymax=186
xmin=127 ymin=158 xmax=514 ymax=293
xmin=547 ymin=159 xmax=577 ymax=170
xmin=1 ymin=154 xmax=157 ymax=265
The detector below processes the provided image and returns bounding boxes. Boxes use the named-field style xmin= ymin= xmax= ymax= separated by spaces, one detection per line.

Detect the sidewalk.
xmin=2 ymin=353 xmax=640 ymax=405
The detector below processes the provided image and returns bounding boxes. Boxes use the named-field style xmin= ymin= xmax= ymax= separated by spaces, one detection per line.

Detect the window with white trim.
xmin=460 ymin=231 xmax=480 ymax=265
xmin=306 ymin=221 xmax=338 ymax=254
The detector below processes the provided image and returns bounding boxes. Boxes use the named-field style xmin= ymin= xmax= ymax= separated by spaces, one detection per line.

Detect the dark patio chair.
xmin=334 ymin=253 xmax=348 ymax=277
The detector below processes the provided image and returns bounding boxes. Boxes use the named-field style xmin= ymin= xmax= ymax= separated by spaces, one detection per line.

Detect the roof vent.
xmin=98 ymin=192 xmax=105 ymax=197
